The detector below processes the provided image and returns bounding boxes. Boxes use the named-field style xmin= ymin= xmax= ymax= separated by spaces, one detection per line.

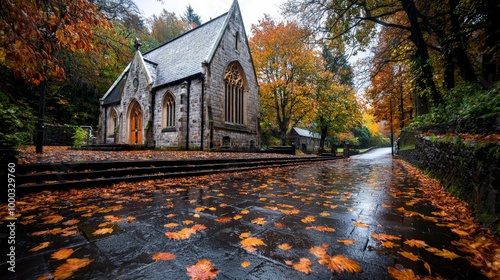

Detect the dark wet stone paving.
xmin=0 ymin=148 xmax=489 ymax=279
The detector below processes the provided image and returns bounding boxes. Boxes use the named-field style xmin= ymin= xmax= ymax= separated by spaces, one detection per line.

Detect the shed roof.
xmin=292 ymin=127 xmax=320 ymax=139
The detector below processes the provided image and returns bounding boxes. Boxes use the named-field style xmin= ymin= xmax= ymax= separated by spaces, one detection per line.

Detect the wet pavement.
xmin=0 ymin=148 xmax=492 ymax=279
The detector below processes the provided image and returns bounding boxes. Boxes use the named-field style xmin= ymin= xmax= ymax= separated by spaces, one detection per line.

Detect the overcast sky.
xmin=133 ymin=0 xmax=286 ymax=36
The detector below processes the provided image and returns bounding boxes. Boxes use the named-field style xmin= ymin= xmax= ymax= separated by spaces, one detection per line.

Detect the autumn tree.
xmin=150 ymin=10 xmax=189 ymax=44
xmin=284 ymin=0 xmax=500 ymax=116
xmin=249 ymin=16 xmax=316 ymax=145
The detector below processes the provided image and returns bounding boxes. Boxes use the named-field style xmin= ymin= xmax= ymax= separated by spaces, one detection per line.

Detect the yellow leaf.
xmin=30 ymin=242 xmax=51 ymax=252
xmin=241 ymin=237 xmax=265 ymax=252
xmin=51 ymin=248 xmax=75 ymax=260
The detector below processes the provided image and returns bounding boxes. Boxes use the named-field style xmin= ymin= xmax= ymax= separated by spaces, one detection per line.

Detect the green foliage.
xmin=72 ymin=126 xmax=88 ymax=148
xmin=410 ymin=82 xmax=500 ymax=127
xmin=0 ymin=87 xmax=35 ymax=148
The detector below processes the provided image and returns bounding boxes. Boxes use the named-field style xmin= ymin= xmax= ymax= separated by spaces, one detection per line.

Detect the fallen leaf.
xmin=404 ymin=239 xmax=428 ymax=248
xmin=398 ymin=251 xmax=420 ymax=261
xmin=183 ymin=220 xmax=194 ymax=225
xmin=239 ymin=232 xmax=251 ymax=239
xmin=337 ymin=239 xmax=356 ymax=245
xmin=36 ymin=274 xmax=52 ymax=280
xmin=165 ymin=227 xmax=196 ymax=240
xmin=186 ymin=259 xmax=219 ymax=280
xmin=292 ymin=258 xmax=312 ymax=274
xmin=251 ymin=217 xmax=266 ymax=225
xmin=241 ymin=237 xmax=265 ymax=252
xmin=62 ymin=219 xmax=80 ymax=226
xmin=30 ymin=242 xmax=51 ymax=252
xmin=43 ymin=215 xmax=64 ymax=224
xmin=425 ymin=247 xmax=460 ymax=260
xmin=241 ymin=261 xmax=251 ymax=268
xmin=381 ymin=241 xmax=400 ymax=248
xmin=51 ymin=248 xmax=75 ymax=260
xmin=278 ymin=243 xmax=292 ymax=250
xmin=353 ymin=221 xmax=369 ymax=229
xmin=274 ymin=222 xmax=284 ymax=227
xmin=215 ymin=216 xmax=232 ymax=223
xmin=152 ymin=252 xmax=176 ymax=261
xmin=424 ymin=262 xmax=431 ymax=276
xmin=309 ymin=245 xmax=328 ymax=259
xmin=301 ymin=216 xmax=315 ymax=223
xmin=127 ymin=216 xmax=136 ymax=223
xmin=319 ymin=211 xmax=330 ymax=217
xmin=104 ymin=215 xmax=123 ymax=223
xmin=319 ymin=255 xmax=363 ymax=273
xmin=371 ymin=233 xmax=401 ymax=241
xmin=241 ymin=209 xmax=250 ymax=214
xmin=387 ymin=266 xmax=419 ymax=280
xmin=164 ymin=223 xmax=180 ymax=228
xmin=233 ymin=215 xmax=242 ymax=220
xmin=53 ymin=258 xmax=93 ymax=280
xmin=306 ymin=225 xmax=335 ymax=232
xmin=93 ymin=228 xmax=113 ymax=235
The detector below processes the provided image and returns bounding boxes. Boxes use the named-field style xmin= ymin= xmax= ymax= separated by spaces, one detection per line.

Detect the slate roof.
xmin=143 ymin=13 xmax=228 ymax=87
xmin=292 ymin=127 xmax=321 ymax=139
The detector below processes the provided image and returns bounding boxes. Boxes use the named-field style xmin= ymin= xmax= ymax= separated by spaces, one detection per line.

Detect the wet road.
xmin=1 ymin=148 xmax=488 ymax=279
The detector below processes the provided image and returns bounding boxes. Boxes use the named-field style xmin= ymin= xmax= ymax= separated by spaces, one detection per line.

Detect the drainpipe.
xmin=151 ymin=89 xmax=156 ymax=148
xmin=185 ymin=80 xmax=191 ymax=150
xmin=200 ymin=75 xmax=205 ymax=151
xmin=103 ymin=106 xmax=107 ymax=144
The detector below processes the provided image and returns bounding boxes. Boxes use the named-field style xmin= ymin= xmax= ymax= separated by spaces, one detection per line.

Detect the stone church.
xmin=98 ymin=0 xmax=259 ymax=150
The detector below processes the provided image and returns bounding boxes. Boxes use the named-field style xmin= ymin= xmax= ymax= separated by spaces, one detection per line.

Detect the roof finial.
xmin=134 ymin=37 xmax=142 ymax=51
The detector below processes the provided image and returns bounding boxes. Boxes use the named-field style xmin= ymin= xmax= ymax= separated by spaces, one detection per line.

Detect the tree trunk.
xmin=401 ymin=0 xmax=442 ymax=111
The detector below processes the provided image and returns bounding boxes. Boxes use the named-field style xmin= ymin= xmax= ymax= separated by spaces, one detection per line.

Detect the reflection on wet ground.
xmin=0 ymin=148 xmax=489 ymax=279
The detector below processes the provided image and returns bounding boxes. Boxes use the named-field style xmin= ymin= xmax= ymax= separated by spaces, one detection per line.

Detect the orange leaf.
xmin=381 ymin=241 xmax=400 ymax=248
xmin=424 ymin=262 xmax=431 ymax=276
xmin=239 ymin=232 xmax=251 ymax=239
xmin=127 ymin=216 xmax=136 ymax=223
xmin=165 ymin=227 xmax=196 ymax=240
xmin=404 ymin=239 xmax=428 ymax=248
xmin=425 ymin=247 xmax=460 ymax=260
xmin=186 ymin=259 xmax=219 ymax=280
xmin=319 ymin=255 xmax=363 ymax=273
xmin=371 ymin=233 xmax=401 ymax=241
xmin=43 ymin=215 xmax=64 ymax=224
xmin=337 ymin=239 xmax=356 ymax=245
xmin=215 ymin=217 xmax=232 ymax=223
xmin=152 ymin=252 xmax=176 ymax=261
xmin=93 ymin=228 xmax=113 ymax=235
xmin=241 ymin=261 xmax=251 ymax=268
xmin=62 ymin=219 xmax=80 ymax=226
xmin=251 ymin=217 xmax=267 ymax=225
xmin=241 ymin=237 xmax=265 ymax=252
xmin=51 ymin=248 xmax=75 ymax=260
xmin=241 ymin=209 xmax=250 ymax=214
xmin=183 ymin=220 xmax=194 ymax=225
xmin=398 ymin=251 xmax=420 ymax=261
xmin=278 ymin=243 xmax=292 ymax=250
xmin=387 ymin=266 xmax=419 ymax=280
xmin=104 ymin=215 xmax=123 ymax=223
xmin=292 ymin=258 xmax=312 ymax=274
xmin=306 ymin=225 xmax=335 ymax=232
xmin=353 ymin=221 xmax=369 ymax=228
xmin=164 ymin=223 xmax=179 ymax=228
xmin=30 ymin=242 xmax=50 ymax=252
xmin=309 ymin=245 xmax=328 ymax=259
xmin=301 ymin=216 xmax=315 ymax=223
xmin=54 ymin=258 xmax=93 ymax=280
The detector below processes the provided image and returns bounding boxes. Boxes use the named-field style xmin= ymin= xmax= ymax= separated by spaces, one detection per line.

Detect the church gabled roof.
xmin=292 ymin=127 xmax=321 ymax=139
xmin=101 ymin=0 xmax=246 ymax=104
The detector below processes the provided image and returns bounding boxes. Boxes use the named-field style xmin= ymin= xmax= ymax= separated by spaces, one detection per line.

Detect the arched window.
xmin=224 ymin=62 xmax=245 ymax=125
xmin=162 ymin=92 xmax=175 ymax=128
xmin=107 ymin=108 xmax=118 ymax=137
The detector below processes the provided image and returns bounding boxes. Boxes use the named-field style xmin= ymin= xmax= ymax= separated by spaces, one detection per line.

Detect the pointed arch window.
xmin=107 ymin=108 xmax=118 ymax=137
xmin=162 ymin=92 xmax=175 ymax=128
xmin=224 ymin=62 xmax=245 ymax=125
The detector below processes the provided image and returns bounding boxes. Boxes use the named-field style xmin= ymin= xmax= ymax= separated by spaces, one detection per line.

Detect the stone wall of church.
xmin=203 ymin=7 xmax=260 ymax=150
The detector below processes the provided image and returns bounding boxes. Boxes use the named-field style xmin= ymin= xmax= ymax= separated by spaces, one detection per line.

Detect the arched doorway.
xmin=128 ymin=100 xmax=142 ymax=144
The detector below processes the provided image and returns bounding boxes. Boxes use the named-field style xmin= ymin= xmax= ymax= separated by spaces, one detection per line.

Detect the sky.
xmin=133 ymin=0 xmax=286 ymax=36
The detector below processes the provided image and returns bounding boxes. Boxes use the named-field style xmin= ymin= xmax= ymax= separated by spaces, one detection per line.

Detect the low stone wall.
xmin=398 ymin=115 xmax=500 ymax=234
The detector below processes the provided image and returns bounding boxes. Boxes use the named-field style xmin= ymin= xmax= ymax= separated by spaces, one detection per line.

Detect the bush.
xmin=72 ymin=126 xmax=88 ymax=148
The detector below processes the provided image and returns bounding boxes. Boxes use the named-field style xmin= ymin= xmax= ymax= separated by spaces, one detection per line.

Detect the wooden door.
xmin=129 ymin=102 xmax=142 ymax=144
